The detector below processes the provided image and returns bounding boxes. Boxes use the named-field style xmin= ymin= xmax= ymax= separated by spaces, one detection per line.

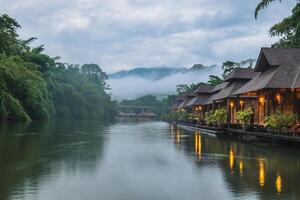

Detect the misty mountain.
xmin=107 ymin=59 xmax=255 ymax=100
xmin=108 ymin=64 xmax=217 ymax=80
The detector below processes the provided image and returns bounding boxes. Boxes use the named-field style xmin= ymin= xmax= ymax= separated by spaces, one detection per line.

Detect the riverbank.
xmin=167 ymin=120 xmax=300 ymax=145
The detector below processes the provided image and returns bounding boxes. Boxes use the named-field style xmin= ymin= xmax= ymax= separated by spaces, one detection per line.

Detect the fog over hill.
xmin=108 ymin=59 xmax=255 ymax=100
xmin=107 ymin=64 xmax=218 ymax=100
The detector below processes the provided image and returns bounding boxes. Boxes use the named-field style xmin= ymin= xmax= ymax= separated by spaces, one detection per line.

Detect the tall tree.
xmin=255 ymin=0 xmax=300 ymax=47
xmin=222 ymin=61 xmax=239 ymax=78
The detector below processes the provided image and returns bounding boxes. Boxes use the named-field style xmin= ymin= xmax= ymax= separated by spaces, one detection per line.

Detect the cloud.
xmin=1 ymin=0 xmax=296 ymax=73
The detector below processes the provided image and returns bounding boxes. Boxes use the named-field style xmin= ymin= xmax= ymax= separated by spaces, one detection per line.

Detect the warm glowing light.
xmin=230 ymin=102 xmax=234 ymax=108
xmin=199 ymin=106 xmax=202 ymax=111
xmin=258 ymin=159 xmax=265 ymax=187
xmin=229 ymin=149 xmax=234 ymax=172
xmin=195 ymin=107 xmax=198 ymax=111
xmin=259 ymin=96 xmax=265 ymax=104
xmin=239 ymin=100 xmax=245 ymax=107
xmin=194 ymin=132 xmax=202 ymax=159
xmin=276 ymin=174 xmax=282 ymax=194
xmin=276 ymin=94 xmax=281 ymax=104
xmin=239 ymin=161 xmax=244 ymax=176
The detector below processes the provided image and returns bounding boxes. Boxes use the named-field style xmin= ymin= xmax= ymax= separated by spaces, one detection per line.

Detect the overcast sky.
xmin=1 ymin=0 xmax=296 ymax=73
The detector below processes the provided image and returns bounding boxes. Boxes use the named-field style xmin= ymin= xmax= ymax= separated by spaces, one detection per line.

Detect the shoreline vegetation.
xmin=0 ymin=14 xmax=116 ymax=122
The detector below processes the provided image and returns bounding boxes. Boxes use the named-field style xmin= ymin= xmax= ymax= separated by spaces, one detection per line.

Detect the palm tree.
xmin=255 ymin=0 xmax=300 ymax=19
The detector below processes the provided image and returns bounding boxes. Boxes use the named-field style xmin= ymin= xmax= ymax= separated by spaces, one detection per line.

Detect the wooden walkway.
xmin=168 ymin=121 xmax=300 ymax=144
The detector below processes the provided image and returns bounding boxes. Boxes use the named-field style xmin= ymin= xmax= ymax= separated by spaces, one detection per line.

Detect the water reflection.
xmin=0 ymin=120 xmax=107 ymax=200
xmin=239 ymin=161 xmax=244 ymax=177
xmin=276 ymin=174 xmax=282 ymax=194
xmin=1 ymin=122 xmax=300 ymax=200
xmin=194 ymin=132 xmax=202 ymax=160
xmin=258 ymin=159 xmax=266 ymax=188
xmin=229 ymin=148 xmax=234 ymax=173
xmin=171 ymin=125 xmax=300 ymax=199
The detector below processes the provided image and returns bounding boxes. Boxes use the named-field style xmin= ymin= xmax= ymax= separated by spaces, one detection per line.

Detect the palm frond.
xmin=255 ymin=0 xmax=280 ymax=19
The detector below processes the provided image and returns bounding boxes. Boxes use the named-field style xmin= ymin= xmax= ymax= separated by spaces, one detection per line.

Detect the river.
xmin=0 ymin=120 xmax=300 ymax=200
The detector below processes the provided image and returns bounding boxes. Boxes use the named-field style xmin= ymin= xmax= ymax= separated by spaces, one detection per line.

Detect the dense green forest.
xmin=0 ymin=14 xmax=116 ymax=121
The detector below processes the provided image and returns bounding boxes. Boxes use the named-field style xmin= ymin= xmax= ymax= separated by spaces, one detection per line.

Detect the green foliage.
xmin=264 ymin=112 xmax=297 ymax=131
xmin=0 ymin=92 xmax=30 ymax=121
xmin=205 ymin=111 xmax=216 ymax=125
xmin=222 ymin=61 xmax=239 ymax=78
xmin=0 ymin=14 xmax=22 ymax=56
xmin=163 ymin=110 xmax=195 ymax=122
xmin=120 ymin=95 xmax=175 ymax=117
xmin=236 ymin=107 xmax=253 ymax=125
xmin=188 ymin=113 xmax=198 ymax=122
xmin=213 ymin=108 xmax=227 ymax=126
xmin=205 ymin=109 xmax=227 ymax=126
xmin=0 ymin=13 xmax=116 ymax=121
xmin=255 ymin=0 xmax=279 ymax=19
xmin=207 ymin=75 xmax=223 ymax=86
xmin=176 ymin=83 xmax=200 ymax=95
xmin=255 ymin=1 xmax=300 ymax=47
xmin=178 ymin=110 xmax=189 ymax=121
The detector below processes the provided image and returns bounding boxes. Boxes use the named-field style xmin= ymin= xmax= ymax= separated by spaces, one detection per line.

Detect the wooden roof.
xmin=224 ymin=68 xmax=259 ymax=81
xmin=234 ymin=48 xmax=300 ymax=95
xmin=194 ymin=83 xmax=214 ymax=94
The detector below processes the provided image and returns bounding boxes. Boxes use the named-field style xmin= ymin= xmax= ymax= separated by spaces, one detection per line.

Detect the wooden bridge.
xmin=116 ymin=106 xmax=157 ymax=118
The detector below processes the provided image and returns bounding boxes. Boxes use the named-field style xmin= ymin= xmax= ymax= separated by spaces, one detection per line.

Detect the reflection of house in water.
xmin=171 ymin=126 xmax=300 ymax=199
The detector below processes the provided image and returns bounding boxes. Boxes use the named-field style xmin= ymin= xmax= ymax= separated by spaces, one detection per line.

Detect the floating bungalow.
xmin=168 ymin=48 xmax=300 ymax=141
xmin=184 ymin=82 xmax=226 ymax=119
xmin=176 ymin=91 xmax=197 ymax=112
xmin=206 ymin=68 xmax=259 ymax=124
xmin=233 ymin=48 xmax=300 ymax=125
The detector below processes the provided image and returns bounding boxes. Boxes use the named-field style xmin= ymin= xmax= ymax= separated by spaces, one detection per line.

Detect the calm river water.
xmin=1 ymin=120 xmax=300 ymax=200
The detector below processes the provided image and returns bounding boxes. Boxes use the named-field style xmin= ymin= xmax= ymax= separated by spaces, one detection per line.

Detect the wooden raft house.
xmin=168 ymin=48 xmax=300 ymax=143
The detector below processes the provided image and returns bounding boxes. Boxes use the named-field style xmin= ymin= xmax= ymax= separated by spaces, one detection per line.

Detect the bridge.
xmin=116 ymin=106 xmax=157 ymax=118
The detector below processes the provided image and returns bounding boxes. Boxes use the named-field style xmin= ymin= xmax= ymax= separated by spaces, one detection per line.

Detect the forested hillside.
xmin=0 ymin=14 xmax=116 ymax=121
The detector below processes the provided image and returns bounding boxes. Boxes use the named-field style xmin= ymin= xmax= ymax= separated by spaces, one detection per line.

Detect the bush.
xmin=205 ymin=111 xmax=215 ymax=125
xmin=236 ymin=107 xmax=253 ymax=125
xmin=213 ymin=108 xmax=227 ymax=127
xmin=264 ymin=112 xmax=297 ymax=132
xmin=204 ymin=109 xmax=227 ymax=126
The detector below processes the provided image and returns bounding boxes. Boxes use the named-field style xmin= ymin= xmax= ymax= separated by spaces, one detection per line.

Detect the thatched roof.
xmin=224 ymin=68 xmax=259 ymax=81
xmin=194 ymin=83 xmax=214 ymax=94
xmin=208 ymin=80 xmax=249 ymax=102
xmin=185 ymin=94 xmax=210 ymax=107
xmin=234 ymin=48 xmax=300 ymax=95
xmin=210 ymin=82 xmax=229 ymax=93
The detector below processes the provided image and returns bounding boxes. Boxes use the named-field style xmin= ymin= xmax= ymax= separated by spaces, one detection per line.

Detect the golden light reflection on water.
xmin=239 ymin=161 xmax=244 ymax=176
xmin=194 ymin=132 xmax=202 ymax=159
xmin=258 ymin=159 xmax=265 ymax=188
xmin=276 ymin=174 xmax=282 ymax=194
xmin=229 ymin=148 xmax=234 ymax=173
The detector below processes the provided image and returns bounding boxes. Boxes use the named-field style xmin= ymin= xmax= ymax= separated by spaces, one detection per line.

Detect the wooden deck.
xmin=168 ymin=121 xmax=300 ymax=144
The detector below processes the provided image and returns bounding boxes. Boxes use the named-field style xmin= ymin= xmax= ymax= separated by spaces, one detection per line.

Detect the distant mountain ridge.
xmin=109 ymin=64 xmax=217 ymax=80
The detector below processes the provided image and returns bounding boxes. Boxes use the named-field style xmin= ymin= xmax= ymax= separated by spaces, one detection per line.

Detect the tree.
xmin=176 ymin=83 xmax=200 ymax=95
xmin=0 ymin=14 xmax=22 ymax=56
xmin=0 ymin=13 xmax=116 ymax=121
xmin=222 ymin=61 xmax=239 ymax=78
xmin=255 ymin=1 xmax=300 ymax=47
xmin=207 ymin=75 xmax=223 ymax=86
